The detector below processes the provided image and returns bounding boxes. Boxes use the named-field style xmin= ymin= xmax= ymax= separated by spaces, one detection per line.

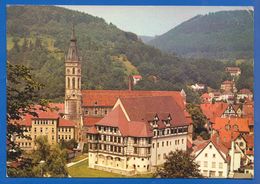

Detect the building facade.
xmin=87 ymin=96 xmax=191 ymax=175
xmin=14 ymin=105 xmax=76 ymax=151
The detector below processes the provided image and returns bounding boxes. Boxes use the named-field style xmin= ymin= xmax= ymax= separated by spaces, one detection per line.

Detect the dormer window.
xmin=154 ymin=115 xmax=159 ymax=121
xmin=233 ymin=125 xmax=238 ymax=131
xmin=225 ymin=124 xmax=231 ymax=130
xmin=167 ymin=114 xmax=172 ymax=121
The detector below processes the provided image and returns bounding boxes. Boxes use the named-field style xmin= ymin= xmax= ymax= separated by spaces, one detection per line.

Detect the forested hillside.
xmin=7 ymin=6 xmax=253 ymax=102
xmin=148 ymin=10 xmax=254 ymax=60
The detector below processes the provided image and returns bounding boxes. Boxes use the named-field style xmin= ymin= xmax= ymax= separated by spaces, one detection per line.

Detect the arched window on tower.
xmin=72 ymin=68 xmax=75 ymax=75
xmin=67 ymin=77 xmax=70 ymax=89
xmin=72 ymin=77 xmax=75 ymax=89
xmin=78 ymin=78 xmax=80 ymax=89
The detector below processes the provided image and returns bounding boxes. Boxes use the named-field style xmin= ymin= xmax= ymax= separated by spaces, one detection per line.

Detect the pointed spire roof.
xmin=70 ymin=24 xmax=76 ymax=42
xmin=66 ymin=24 xmax=80 ymax=62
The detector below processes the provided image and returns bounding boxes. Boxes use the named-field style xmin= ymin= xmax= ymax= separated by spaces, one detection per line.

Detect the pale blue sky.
xmin=60 ymin=6 xmax=253 ymax=36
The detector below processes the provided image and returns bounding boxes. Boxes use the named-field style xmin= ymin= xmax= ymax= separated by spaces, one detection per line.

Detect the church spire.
xmin=70 ymin=23 xmax=76 ymax=42
xmin=66 ymin=24 xmax=80 ymax=61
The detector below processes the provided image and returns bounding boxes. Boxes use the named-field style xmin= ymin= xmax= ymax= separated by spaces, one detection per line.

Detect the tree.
xmin=186 ymin=103 xmax=210 ymax=140
xmin=7 ymin=62 xmax=48 ymax=161
xmin=32 ymin=136 xmax=68 ymax=177
xmin=60 ymin=139 xmax=78 ymax=150
xmin=8 ymin=136 xmax=68 ymax=177
xmin=155 ymin=150 xmax=202 ymax=178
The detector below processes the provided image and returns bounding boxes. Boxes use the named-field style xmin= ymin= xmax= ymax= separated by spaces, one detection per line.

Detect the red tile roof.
xmin=83 ymin=117 xmax=103 ymax=127
xmin=48 ymin=103 xmax=65 ymax=113
xmin=132 ymin=75 xmax=142 ymax=79
xmin=59 ymin=118 xmax=76 ymax=127
xmin=193 ymin=134 xmax=229 ymax=161
xmin=212 ymin=117 xmax=250 ymax=133
xmin=119 ymin=96 xmax=189 ymax=127
xmin=245 ymin=150 xmax=254 ymax=155
xmin=95 ymin=105 xmax=153 ymax=137
xmin=244 ymin=134 xmax=254 ymax=148
xmin=14 ymin=104 xmax=74 ymax=127
xmin=200 ymin=102 xmax=229 ymax=121
xmin=87 ymin=126 xmax=98 ymax=134
xmin=201 ymin=93 xmax=210 ymax=99
xmin=81 ymin=90 xmax=185 ymax=110
xmin=217 ymin=128 xmax=240 ymax=149
xmin=238 ymin=88 xmax=253 ymax=95
xmin=96 ymin=105 xmax=129 ymax=135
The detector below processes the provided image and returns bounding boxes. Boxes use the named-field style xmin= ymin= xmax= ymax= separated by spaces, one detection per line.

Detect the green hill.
xmin=7 ymin=6 xmax=253 ymax=102
xmin=148 ymin=10 xmax=254 ymax=60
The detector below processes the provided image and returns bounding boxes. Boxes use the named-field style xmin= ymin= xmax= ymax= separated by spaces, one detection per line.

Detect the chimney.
xmin=128 ymin=75 xmax=132 ymax=91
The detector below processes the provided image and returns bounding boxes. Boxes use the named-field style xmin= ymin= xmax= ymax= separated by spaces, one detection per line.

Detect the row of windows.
xmin=97 ymin=126 xmax=117 ymax=133
xmin=84 ymin=109 xmax=108 ymax=115
xmin=58 ymin=134 xmax=72 ymax=140
xmin=133 ymin=147 xmax=151 ymax=155
xmin=88 ymin=134 xmax=123 ymax=143
xmin=33 ymin=120 xmax=56 ymax=125
xmin=153 ymin=139 xmax=184 ymax=148
xmin=157 ymin=153 xmax=168 ymax=160
xmin=153 ymin=127 xmax=188 ymax=136
xmin=198 ymin=161 xmax=223 ymax=169
xmin=58 ymin=128 xmax=72 ymax=132
xmin=203 ymin=170 xmax=223 ymax=177
xmin=133 ymin=137 xmax=152 ymax=145
xmin=18 ymin=142 xmax=32 ymax=147
xmin=34 ymin=127 xmax=55 ymax=133
xmin=89 ymin=143 xmax=123 ymax=153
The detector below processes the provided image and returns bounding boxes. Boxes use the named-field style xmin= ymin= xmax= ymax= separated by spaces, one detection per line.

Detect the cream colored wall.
xmin=151 ymin=134 xmax=188 ymax=166
xmin=195 ymin=142 xmax=228 ymax=178
xmin=31 ymin=119 xmax=58 ymax=147
xmin=58 ymin=127 xmax=75 ymax=142
xmin=15 ymin=126 xmax=33 ymax=150
xmin=15 ymin=119 xmax=76 ymax=151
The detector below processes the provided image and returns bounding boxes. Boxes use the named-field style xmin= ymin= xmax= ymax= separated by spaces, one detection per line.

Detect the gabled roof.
xmin=95 ymin=105 xmax=153 ymax=137
xmin=200 ymin=102 xmax=229 ymax=121
xmin=193 ymin=134 xmax=229 ymax=162
xmin=81 ymin=90 xmax=185 ymax=110
xmin=96 ymin=105 xmax=129 ymax=135
xmin=119 ymin=96 xmax=189 ymax=127
xmin=217 ymin=128 xmax=240 ymax=149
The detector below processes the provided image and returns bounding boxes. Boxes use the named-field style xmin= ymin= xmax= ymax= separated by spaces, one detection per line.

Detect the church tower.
xmin=64 ymin=25 xmax=82 ymax=139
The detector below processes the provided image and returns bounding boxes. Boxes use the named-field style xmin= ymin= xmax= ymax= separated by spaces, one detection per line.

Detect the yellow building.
xmin=14 ymin=104 xmax=76 ymax=150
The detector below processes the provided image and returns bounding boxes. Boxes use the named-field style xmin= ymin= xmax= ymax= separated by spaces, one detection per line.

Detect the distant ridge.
xmin=148 ymin=10 xmax=254 ymax=60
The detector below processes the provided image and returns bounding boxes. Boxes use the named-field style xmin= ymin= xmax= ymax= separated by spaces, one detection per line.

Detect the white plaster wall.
xmin=151 ymin=134 xmax=188 ymax=166
xmin=195 ymin=142 xmax=228 ymax=178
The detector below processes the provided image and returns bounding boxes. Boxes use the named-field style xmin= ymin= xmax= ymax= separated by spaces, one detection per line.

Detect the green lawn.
xmin=70 ymin=154 xmax=88 ymax=163
xmin=68 ymin=160 xmax=153 ymax=178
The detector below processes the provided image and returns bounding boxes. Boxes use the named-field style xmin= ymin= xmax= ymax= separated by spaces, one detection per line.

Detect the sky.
xmin=60 ymin=6 xmax=253 ymax=36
